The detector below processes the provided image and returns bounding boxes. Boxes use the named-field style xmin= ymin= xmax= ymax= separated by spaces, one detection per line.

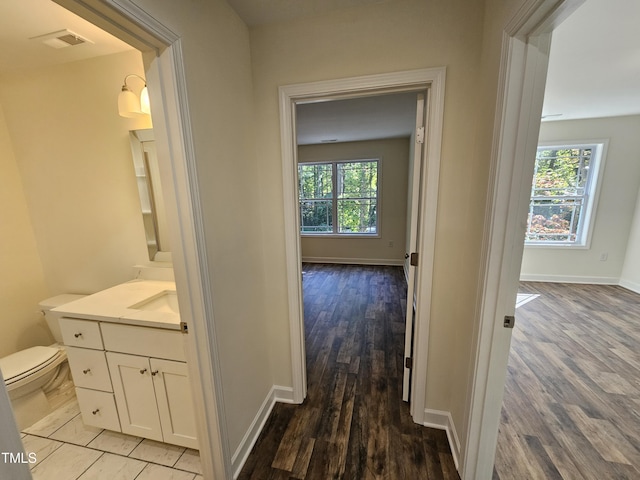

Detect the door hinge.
xmin=180 ymin=321 xmax=189 ymax=333
xmin=416 ymin=126 xmax=425 ymax=144
xmin=405 ymin=357 xmax=413 ymax=369
xmin=503 ymin=315 xmax=515 ymax=329
xmin=410 ymin=252 xmax=419 ymax=267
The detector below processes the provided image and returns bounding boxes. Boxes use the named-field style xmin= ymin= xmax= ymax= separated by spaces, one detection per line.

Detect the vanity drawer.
xmin=75 ymin=387 xmax=121 ymax=432
xmin=101 ymin=323 xmax=186 ymax=361
xmin=66 ymin=347 xmax=112 ymax=392
xmin=60 ymin=318 xmax=103 ymax=350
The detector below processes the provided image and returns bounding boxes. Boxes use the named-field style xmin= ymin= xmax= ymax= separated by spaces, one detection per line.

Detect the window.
xmin=525 ymin=144 xmax=603 ymax=246
xmin=298 ymin=159 xmax=378 ymax=235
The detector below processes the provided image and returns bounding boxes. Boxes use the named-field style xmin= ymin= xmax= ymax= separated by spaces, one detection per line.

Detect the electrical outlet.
xmin=600 ymin=252 xmax=608 ymax=261
xmin=388 ymin=241 xmax=394 ymax=248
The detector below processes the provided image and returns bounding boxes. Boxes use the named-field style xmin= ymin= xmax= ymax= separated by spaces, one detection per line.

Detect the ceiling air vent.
xmin=30 ymin=29 xmax=93 ymax=49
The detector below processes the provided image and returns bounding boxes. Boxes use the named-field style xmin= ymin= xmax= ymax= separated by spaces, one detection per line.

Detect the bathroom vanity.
xmin=52 ymin=280 xmax=197 ymax=449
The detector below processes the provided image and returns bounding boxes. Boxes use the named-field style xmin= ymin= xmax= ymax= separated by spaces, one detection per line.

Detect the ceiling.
xmin=296 ymin=93 xmax=418 ymax=145
xmin=542 ymin=0 xmax=640 ymax=122
xmin=1 ymin=0 xmax=638 ymax=141
xmin=0 ymin=0 xmax=132 ymax=73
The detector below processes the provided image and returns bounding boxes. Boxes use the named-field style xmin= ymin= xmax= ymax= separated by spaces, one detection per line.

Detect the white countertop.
xmin=52 ymin=279 xmax=181 ymax=330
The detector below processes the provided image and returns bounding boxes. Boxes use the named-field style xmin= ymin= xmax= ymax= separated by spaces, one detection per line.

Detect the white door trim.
xmin=278 ymin=67 xmax=446 ymax=424
xmin=461 ymin=1 xmax=584 ymax=478
xmin=56 ymin=1 xmax=230 ymax=478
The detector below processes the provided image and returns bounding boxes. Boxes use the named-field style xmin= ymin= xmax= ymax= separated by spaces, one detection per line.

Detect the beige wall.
xmin=0 ymin=50 xmax=151 ymax=296
xmin=0 ymin=104 xmax=50 ymax=358
xmin=452 ymin=0 xmax=533 ymax=461
xmin=0 ymin=50 xmax=150 ymax=358
xmin=249 ymin=0 xmax=490 ymax=438
xmin=298 ymin=138 xmax=410 ymax=263
xmin=521 ymin=116 xmax=640 ymax=283
xmin=125 ymin=0 xmax=273 ymax=454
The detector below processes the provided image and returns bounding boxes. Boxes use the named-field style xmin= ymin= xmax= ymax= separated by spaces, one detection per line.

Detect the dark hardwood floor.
xmin=239 ymin=263 xmax=460 ymax=479
xmin=494 ymin=282 xmax=640 ymax=480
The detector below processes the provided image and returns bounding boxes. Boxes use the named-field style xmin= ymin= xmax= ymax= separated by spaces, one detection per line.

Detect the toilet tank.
xmin=39 ymin=294 xmax=87 ymax=344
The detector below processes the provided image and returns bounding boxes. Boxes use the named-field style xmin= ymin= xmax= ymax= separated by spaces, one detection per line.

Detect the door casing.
xmin=54 ymin=1 xmax=231 ymax=478
xmin=278 ymin=68 xmax=447 ymax=425
xmin=461 ymin=1 xmax=585 ymax=478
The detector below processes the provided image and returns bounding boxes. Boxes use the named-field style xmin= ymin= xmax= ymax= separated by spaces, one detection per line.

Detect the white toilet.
xmin=0 ymin=294 xmax=85 ymax=430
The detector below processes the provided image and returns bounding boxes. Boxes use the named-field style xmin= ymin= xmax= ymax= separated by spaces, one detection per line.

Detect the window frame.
xmin=524 ymin=141 xmax=607 ymax=249
xmin=298 ymin=158 xmax=381 ymax=237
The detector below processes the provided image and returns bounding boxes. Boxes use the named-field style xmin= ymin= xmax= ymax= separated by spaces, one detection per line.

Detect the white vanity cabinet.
xmin=59 ymin=317 xmax=198 ymax=449
xmin=60 ymin=318 xmax=121 ymax=432
xmin=106 ymin=352 xmax=196 ymax=448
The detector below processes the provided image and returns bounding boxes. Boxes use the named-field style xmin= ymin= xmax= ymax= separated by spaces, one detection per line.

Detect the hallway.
xmin=239 ymin=263 xmax=459 ymax=479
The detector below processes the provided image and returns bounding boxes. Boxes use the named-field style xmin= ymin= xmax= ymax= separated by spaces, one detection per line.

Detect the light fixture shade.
xmin=118 ymin=87 xmax=141 ymax=118
xmin=140 ymin=86 xmax=151 ymax=115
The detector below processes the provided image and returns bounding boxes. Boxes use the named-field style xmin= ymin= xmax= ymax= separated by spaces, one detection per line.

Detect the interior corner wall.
xmin=0 ymin=50 xmax=151 ymax=296
xmin=298 ymin=138 xmax=410 ymax=264
xmin=0 ymin=102 xmax=50 ymax=358
xmin=520 ymin=115 xmax=640 ymax=283
xmin=621 ymin=186 xmax=640 ymax=293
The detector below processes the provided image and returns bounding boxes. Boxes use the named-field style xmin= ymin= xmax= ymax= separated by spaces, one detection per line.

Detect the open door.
xmin=403 ymin=93 xmax=426 ymax=402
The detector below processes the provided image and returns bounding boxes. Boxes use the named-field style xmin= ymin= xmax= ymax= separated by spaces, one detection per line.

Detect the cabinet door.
xmin=150 ymin=358 xmax=198 ymax=449
xmin=106 ymin=352 xmax=163 ymax=441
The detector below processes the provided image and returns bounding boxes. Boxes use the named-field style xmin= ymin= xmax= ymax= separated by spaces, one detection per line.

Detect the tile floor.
xmin=21 ymin=399 xmax=203 ymax=480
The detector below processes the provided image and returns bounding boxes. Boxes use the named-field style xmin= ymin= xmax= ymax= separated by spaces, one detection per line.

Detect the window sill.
xmin=301 ymin=233 xmax=381 ymax=239
xmin=524 ymin=242 xmax=588 ymax=250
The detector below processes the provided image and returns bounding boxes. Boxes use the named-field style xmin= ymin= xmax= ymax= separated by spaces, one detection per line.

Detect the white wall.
xmin=0 ymin=50 xmax=151 ymax=358
xmin=0 ymin=50 xmax=151 ymax=296
xmin=299 ymin=138 xmax=410 ymax=264
xmin=521 ymin=115 xmax=640 ymax=284
xmin=0 ymin=103 xmax=50 ymax=358
xmin=621 ymin=187 xmax=640 ymax=293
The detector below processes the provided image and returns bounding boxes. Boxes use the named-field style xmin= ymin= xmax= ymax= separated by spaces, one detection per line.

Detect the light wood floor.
xmin=494 ymin=282 xmax=640 ymax=479
xmin=239 ymin=264 xmax=460 ymax=479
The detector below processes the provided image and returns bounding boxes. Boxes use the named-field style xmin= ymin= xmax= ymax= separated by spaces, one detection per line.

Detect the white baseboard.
xmin=423 ymin=409 xmax=461 ymax=472
xmin=231 ymin=385 xmax=295 ymax=478
xmin=302 ymin=256 xmax=404 ymax=266
xmin=519 ymin=273 xmax=619 ymax=285
xmin=619 ymin=278 xmax=640 ymax=294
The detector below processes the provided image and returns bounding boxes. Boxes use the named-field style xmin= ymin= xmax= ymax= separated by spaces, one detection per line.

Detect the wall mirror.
xmin=129 ymin=129 xmax=171 ymax=262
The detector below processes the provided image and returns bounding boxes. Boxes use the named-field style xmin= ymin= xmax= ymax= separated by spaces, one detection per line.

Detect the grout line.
xmin=74 ymin=451 xmax=105 ymax=480
xmin=23 ymin=433 xmax=200 ymax=475
xmin=24 ymin=434 xmax=65 ymax=471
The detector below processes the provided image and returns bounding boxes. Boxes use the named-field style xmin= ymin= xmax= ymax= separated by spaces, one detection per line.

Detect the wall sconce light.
xmin=118 ymin=74 xmax=150 ymax=117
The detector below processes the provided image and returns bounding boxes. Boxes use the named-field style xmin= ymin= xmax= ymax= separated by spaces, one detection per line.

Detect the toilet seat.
xmin=0 ymin=346 xmax=62 ymax=386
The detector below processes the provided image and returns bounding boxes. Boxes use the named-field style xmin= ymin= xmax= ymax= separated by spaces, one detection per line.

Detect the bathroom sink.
xmin=130 ymin=290 xmax=180 ymax=314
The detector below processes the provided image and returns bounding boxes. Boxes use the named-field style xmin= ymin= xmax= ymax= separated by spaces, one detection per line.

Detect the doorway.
xmin=462 ymin=0 xmax=594 ymax=479
xmin=296 ymin=90 xmax=422 ymax=403
xmin=494 ymin=0 xmax=640 ymax=475
xmin=278 ymin=67 xmax=446 ymax=425
xmin=0 ymin=1 xmax=227 ymax=478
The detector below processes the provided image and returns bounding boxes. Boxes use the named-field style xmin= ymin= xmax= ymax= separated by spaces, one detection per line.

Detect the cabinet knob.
xmin=92 ymin=409 xmax=100 ymax=415
xmin=151 ymin=370 xmax=159 ymax=376
xmin=83 ymin=368 xmax=91 ymax=374
xmin=139 ymin=368 xmax=148 ymax=374
xmin=74 ymin=332 xmax=83 ymax=338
